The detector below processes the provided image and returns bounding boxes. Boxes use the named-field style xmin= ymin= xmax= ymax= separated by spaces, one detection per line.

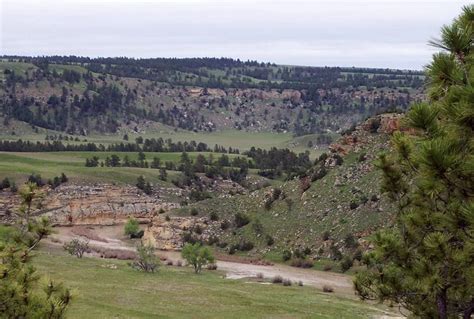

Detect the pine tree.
xmin=1 ymin=183 xmax=72 ymax=317
xmin=354 ymin=6 xmax=474 ymax=318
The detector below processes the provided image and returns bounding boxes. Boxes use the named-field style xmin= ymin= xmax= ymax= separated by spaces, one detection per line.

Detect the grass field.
xmin=0 ymin=151 xmax=242 ymax=184
xmin=31 ymin=246 xmax=391 ymax=319
xmin=0 ymin=116 xmax=327 ymax=158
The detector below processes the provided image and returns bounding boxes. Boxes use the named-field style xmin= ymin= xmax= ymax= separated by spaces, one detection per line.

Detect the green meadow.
xmin=31 ymin=247 xmax=392 ymax=319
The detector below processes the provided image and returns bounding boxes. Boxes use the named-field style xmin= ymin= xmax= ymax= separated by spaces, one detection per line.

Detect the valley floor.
xmin=39 ymin=226 xmax=402 ymax=318
xmin=35 ymin=244 xmax=399 ymax=319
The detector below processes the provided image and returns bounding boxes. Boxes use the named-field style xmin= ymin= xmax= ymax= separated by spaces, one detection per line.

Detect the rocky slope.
xmin=1 ymin=113 xmax=404 ymax=256
xmin=161 ymin=114 xmax=402 ymax=256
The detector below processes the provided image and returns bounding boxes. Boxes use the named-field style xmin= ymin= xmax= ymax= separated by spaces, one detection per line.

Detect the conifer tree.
xmin=1 ymin=183 xmax=72 ymax=317
xmin=354 ymin=6 xmax=474 ymax=318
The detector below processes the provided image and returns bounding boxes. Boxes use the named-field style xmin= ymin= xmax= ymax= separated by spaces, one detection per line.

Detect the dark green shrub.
xmin=266 ymin=235 xmax=274 ymax=246
xmin=333 ymin=154 xmax=344 ymax=166
xmin=272 ymin=275 xmax=283 ymax=284
xmin=252 ymin=219 xmax=264 ymax=234
xmin=238 ymin=240 xmax=254 ymax=251
xmin=350 ymin=201 xmax=359 ymax=210
xmin=234 ymin=213 xmax=250 ymax=228
xmin=330 ymin=245 xmax=343 ymax=261
xmin=220 ymin=220 xmax=230 ymax=230
xmin=369 ymin=117 xmax=381 ymax=133
xmin=322 ymin=230 xmax=330 ymax=241
xmin=344 ymin=234 xmax=358 ymax=248
xmin=290 ymin=258 xmax=314 ymax=268
xmin=353 ymin=249 xmax=363 ymax=261
xmin=323 ymin=285 xmax=334 ymax=293
xmin=311 ymin=167 xmax=327 ymax=182
xmin=318 ymin=152 xmax=328 ymax=163
xmin=124 ymin=218 xmax=140 ymax=238
xmin=130 ymin=230 xmax=144 ymax=239
xmin=209 ymin=211 xmax=219 ymax=221
xmin=0 ymin=177 xmax=11 ymax=190
xmin=340 ymin=256 xmax=353 ymax=272
xmin=282 ymin=250 xmax=292 ymax=261
xmin=272 ymin=188 xmax=282 ymax=200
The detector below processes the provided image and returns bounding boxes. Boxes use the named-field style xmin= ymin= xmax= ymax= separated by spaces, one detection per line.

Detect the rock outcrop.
xmin=0 ymin=184 xmax=180 ymax=226
xmin=143 ymin=216 xmax=212 ymax=250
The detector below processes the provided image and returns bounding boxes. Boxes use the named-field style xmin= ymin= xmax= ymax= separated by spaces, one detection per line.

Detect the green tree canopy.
xmin=181 ymin=243 xmax=215 ymax=274
xmin=354 ymin=5 xmax=474 ymax=318
xmin=1 ymin=183 xmax=72 ymax=317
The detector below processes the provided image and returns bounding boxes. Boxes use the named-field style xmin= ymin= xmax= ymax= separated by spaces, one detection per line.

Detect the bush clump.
xmin=323 ymin=285 xmax=334 ymax=293
xmin=290 ymin=258 xmax=314 ymax=268
xmin=272 ymin=275 xmax=283 ymax=284
xmin=265 ymin=235 xmax=274 ymax=246
xmin=340 ymin=256 xmax=354 ymax=273
xmin=209 ymin=211 xmax=219 ymax=221
xmin=282 ymin=278 xmax=292 ymax=286
xmin=124 ymin=218 xmax=143 ymax=238
xmin=282 ymin=250 xmax=292 ymax=261
xmin=234 ymin=213 xmax=250 ymax=228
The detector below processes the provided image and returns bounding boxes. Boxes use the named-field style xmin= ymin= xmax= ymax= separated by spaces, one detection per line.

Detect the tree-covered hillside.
xmin=0 ymin=56 xmax=424 ymax=137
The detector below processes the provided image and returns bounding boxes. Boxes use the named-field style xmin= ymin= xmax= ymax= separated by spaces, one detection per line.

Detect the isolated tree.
xmin=63 ymin=239 xmax=89 ymax=258
xmin=136 ymin=175 xmax=146 ymax=190
xmin=132 ymin=242 xmax=159 ymax=273
xmin=151 ymin=157 xmax=161 ymax=169
xmin=181 ymin=243 xmax=215 ymax=274
xmin=354 ymin=6 xmax=474 ymax=318
xmin=159 ymin=168 xmax=168 ymax=181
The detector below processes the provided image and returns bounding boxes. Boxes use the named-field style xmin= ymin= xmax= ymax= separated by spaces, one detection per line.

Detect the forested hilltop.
xmin=0 ymin=56 xmax=424 ymax=136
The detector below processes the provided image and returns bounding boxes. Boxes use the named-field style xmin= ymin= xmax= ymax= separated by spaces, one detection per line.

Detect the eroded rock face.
xmin=44 ymin=184 xmax=181 ymax=225
xmin=0 ymin=184 xmax=180 ymax=226
xmin=329 ymin=113 xmax=404 ymax=155
xmin=143 ymin=216 xmax=211 ymax=250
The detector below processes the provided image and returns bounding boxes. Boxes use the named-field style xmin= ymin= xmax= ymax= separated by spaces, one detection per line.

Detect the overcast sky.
xmin=0 ymin=0 xmax=470 ymax=69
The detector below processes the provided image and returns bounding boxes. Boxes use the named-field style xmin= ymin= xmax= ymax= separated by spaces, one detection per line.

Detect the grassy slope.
xmin=0 ymin=152 xmax=208 ymax=184
xmin=33 ymin=247 xmax=389 ymax=319
xmin=174 ymin=134 xmax=394 ymax=260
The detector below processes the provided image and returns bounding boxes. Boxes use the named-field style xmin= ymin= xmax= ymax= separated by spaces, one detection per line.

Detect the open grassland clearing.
xmin=0 ymin=151 xmax=235 ymax=184
xmin=31 ymin=245 xmax=396 ymax=319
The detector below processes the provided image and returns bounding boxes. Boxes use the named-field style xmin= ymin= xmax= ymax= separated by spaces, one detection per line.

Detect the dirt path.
xmin=50 ymin=225 xmax=354 ymax=294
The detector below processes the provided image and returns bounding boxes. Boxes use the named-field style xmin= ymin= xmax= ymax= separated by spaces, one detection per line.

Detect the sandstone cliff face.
xmin=42 ymin=184 xmax=180 ymax=225
xmin=143 ymin=216 xmax=216 ymax=250
xmin=0 ymin=184 xmax=181 ymax=226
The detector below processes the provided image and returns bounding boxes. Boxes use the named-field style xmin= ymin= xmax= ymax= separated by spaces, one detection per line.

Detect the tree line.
xmin=0 ymin=138 xmax=239 ymax=154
